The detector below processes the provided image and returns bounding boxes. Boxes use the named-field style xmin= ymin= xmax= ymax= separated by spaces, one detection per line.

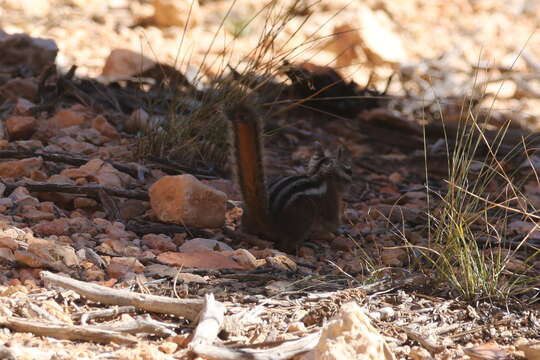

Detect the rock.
xmin=12 ymin=139 xmax=43 ymax=151
xmin=0 ymin=236 xmax=18 ymax=250
xmin=0 ymin=248 xmax=15 ymax=264
xmin=0 ymin=32 xmax=58 ymax=76
xmin=356 ymin=5 xmax=406 ymax=65
xmin=22 ymin=207 xmax=56 ymax=222
xmin=8 ymin=187 xmax=39 ymax=208
xmin=149 ymin=175 xmax=227 ymax=228
xmin=32 ymin=218 xmax=70 ymax=236
xmin=29 ymin=238 xmax=79 ymax=267
xmin=178 ymin=238 xmax=233 ymax=252
xmin=288 ymin=322 xmax=307 ymax=333
xmin=229 ymin=249 xmax=260 ymax=270
xmin=381 ymin=248 xmax=407 ymax=267
xmin=73 ymin=197 xmax=98 ymax=209
xmin=14 ymin=250 xmax=46 ymax=268
xmin=53 ymin=136 xmax=97 ymax=155
xmin=157 ymin=251 xmax=245 ymax=270
xmin=0 ymin=78 xmax=38 ymax=102
xmin=142 ymin=234 xmax=177 ymax=252
xmin=79 ymin=159 xmax=134 ymax=187
xmin=159 ymin=342 xmax=178 ymax=355
xmin=125 ymin=108 xmax=149 ymax=133
xmin=3 ymin=0 xmax=50 ymax=17
xmin=151 ymin=0 xmax=200 ymax=28
xmin=301 ymin=302 xmax=395 ymax=360
xmin=13 ymin=98 xmax=35 ymax=115
xmin=333 ymin=236 xmax=356 ymax=252
xmin=49 ymin=108 xmax=86 ymax=128
xmin=324 ymin=24 xmax=362 ymax=68
xmin=107 ymin=257 xmax=144 ymax=278
xmin=91 ymin=115 xmax=119 ymax=139
xmin=5 ymin=115 xmax=37 ymax=140
xmin=0 ymin=157 xmax=43 ymax=178
xmin=101 ymin=49 xmax=155 ymax=81
xmin=409 ymin=347 xmax=433 ymax=360
xmin=516 ymin=339 xmax=540 ymax=360
xmin=119 ymin=199 xmax=148 ymax=219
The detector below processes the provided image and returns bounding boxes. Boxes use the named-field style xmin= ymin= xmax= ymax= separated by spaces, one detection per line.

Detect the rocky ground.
xmin=0 ymin=0 xmax=539 ymax=359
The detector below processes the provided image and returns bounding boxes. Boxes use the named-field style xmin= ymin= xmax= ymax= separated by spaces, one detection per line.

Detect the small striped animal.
xmin=226 ymin=104 xmax=352 ymax=252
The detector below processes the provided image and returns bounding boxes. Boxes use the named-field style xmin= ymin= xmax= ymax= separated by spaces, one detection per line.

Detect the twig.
xmin=188 ymin=331 xmax=321 ymax=360
xmin=95 ymin=315 xmax=176 ymax=337
xmin=0 ymin=316 xmax=137 ymax=344
xmin=2 ymin=180 xmax=149 ymax=201
xmin=190 ymin=294 xmax=226 ymax=349
xmin=41 ymin=271 xmax=203 ymax=321
xmin=74 ymin=305 xmax=136 ymax=325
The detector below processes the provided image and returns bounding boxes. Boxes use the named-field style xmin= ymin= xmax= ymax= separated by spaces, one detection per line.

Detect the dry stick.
xmin=0 ymin=316 xmax=137 ymax=344
xmin=41 ymin=271 xmax=203 ymax=321
xmin=74 ymin=305 xmax=137 ymax=325
xmin=190 ymin=332 xmax=321 ymax=360
xmin=189 ymin=294 xmax=320 ymax=360
xmin=0 ymin=150 xmax=143 ymax=178
xmin=95 ymin=316 xmax=176 ymax=337
xmin=190 ymin=294 xmax=226 ymax=349
xmin=2 ymin=181 xmax=149 ymax=201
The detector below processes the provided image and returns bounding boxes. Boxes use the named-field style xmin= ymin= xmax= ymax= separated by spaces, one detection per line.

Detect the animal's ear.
xmin=307 ymin=141 xmax=325 ymax=175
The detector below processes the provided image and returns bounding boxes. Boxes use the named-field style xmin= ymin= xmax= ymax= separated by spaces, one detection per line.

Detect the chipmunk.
xmin=226 ymin=103 xmax=352 ymax=252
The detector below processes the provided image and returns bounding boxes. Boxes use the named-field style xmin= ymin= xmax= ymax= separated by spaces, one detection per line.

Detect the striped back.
xmin=267 ymin=142 xmax=351 ymax=216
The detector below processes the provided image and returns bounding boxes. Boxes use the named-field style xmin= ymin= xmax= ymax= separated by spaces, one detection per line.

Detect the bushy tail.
xmin=225 ymin=104 xmax=270 ymax=235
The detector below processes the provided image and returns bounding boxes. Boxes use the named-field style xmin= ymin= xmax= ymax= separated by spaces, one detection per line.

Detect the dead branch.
xmin=41 ymin=271 xmax=203 ymax=321
xmin=74 ymin=305 xmax=136 ymax=325
xmin=189 ymin=331 xmax=321 ymax=360
xmin=2 ymin=180 xmax=149 ymax=201
xmin=190 ymin=294 xmax=225 ymax=348
xmin=95 ymin=315 xmax=176 ymax=337
xmin=0 ymin=316 xmax=137 ymax=344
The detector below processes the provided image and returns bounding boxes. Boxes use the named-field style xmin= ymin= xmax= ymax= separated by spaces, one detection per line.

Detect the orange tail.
xmin=226 ymin=104 xmax=270 ymax=235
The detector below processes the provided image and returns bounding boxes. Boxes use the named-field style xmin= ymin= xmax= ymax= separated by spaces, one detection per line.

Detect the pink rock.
xmin=0 ymin=236 xmax=18 ymax=250
xmin=141 ymin=234 xmax=177 ymax=252
xmin=22 ymin=207 xmax=55 ymax=222
xmin=5 ymin=115 xmax=37 ymax=140
xmin=119 ymin=199 xmax=148 ymax=219
xmin=0 ymin=157 xmax=43 ymax=178
xmin=157 ymin=251 xmax=244 ymax=270
xmin=53 ymin=136 xmax=97 ymax=155
xmin=125 ymin=108 xmax=149 ymax=133
xmin=151 ymin=0 xmax=200 ymax=28
xmin=149 ymin=175 xmax=227 ymax=228
xmin=107 ymin=257 xmax=144 ymax=278
xmin=101 ymin=49 xmax=155 ymax=80
xmin=0 ymin=248 xmax=15 ymax=263
xmin=14 ymin=250 xmax=46 ymax=268
xmin=48 ymin=108 xmax=86 ymax=128
xmin=79 ymin=159 xmax=134 ymax=187
xmin=8 ymin=187 xmax=39 ymax=208
xmin=32 ymin=218 xmax=70 ymax=236
xmin=73 ymin=197 xmax=98 ymax=209
xmin=92 ymin=115 xmax=119 ymax=139
xmin=178 ymin=238 xmax=232 ymax=253
xmin=13 ymin=98 xmax=35 ymax=115
xmin=0 ymin=78 xmax=38 ymax=102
